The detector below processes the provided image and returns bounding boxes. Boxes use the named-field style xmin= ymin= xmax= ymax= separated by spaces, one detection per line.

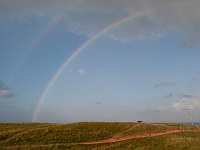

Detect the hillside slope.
xmin=0 ymin=122 xmax=200 ymax=149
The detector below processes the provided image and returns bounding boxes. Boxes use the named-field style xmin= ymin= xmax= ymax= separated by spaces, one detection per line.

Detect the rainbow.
xmin=8 ymin=0 xmax=81 ymax=84
xmin=31 ymin=9 xmax=152 ymax=122
xmin=9 ymin=14 xmax=64 ymax=85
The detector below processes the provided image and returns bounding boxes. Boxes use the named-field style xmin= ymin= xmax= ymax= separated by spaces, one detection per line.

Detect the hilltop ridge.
xmin=0 ymin=122 xmax=200 ymax=149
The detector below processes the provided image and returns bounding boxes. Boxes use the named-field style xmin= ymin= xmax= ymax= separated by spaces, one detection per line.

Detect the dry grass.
xmin=0 ymin=122 xmax=200 ymax=149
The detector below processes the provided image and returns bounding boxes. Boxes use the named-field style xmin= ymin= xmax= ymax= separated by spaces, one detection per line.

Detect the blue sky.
xmin=1 ymin=0 xmax=200 ymax=123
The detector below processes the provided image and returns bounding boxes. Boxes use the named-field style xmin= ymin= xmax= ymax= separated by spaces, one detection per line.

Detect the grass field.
xmin=0 ymin=122 xmax=200 ymax=149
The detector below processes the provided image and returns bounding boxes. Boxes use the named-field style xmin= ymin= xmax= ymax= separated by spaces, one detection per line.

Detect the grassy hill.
xmin=0 ymin=122 xmax=200 ymax=149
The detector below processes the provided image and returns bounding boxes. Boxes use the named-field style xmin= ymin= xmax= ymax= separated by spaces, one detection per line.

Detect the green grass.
xmin=0 ymin=122 xmax=200 ymax=149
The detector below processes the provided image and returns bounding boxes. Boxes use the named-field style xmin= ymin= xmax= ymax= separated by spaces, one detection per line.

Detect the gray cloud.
xmin=94 ymin=102 xmax=101 ymax=105
xmin=154 ymin=82 xmax=176 ymax=88
xmin=0 ymin=81 xmax=14 ymax=99
xmin=182 ymin=94 xmax=193 ymax=99
xmin=0 ymin=81 xmax=10 ymax=90
xmin=181 ymin=38 xmax=200 ymax=49
xmin=1 ymin=0 xmax=200 ymax=48
xmin=162 ymin=93 xmax=173 ymax=99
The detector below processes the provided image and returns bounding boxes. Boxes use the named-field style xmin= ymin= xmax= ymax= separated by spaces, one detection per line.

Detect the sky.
xmin=1 ymin=0 xmax=200 ymax=123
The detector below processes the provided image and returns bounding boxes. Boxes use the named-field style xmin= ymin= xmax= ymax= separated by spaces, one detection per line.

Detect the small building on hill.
xmin=137 ymin=120 xmax=144 ymax=124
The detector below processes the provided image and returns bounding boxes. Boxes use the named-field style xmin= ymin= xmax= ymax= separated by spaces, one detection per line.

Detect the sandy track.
xmin=1 ymin=130 xmax=182 ymax=149
xmin=80 ymin=129 xmax=181 ymax=145
xmin=0 ymin=124 xmax=186 ymax=149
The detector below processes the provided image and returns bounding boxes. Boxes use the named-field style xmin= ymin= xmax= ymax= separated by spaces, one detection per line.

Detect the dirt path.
xmin=0 ymin=124 xmax=186 ymax=149
xmin=0 ymin=129 xmax=182 ymax=149
xmin=111 ymin=123 xmax=141 ymax=139
xmin=80 ymin=129 xmax=181 ymax=145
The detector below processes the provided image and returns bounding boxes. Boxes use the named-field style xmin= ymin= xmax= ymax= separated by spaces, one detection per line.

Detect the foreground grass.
xmin=0 ymin=122 xmax=200 ymax=149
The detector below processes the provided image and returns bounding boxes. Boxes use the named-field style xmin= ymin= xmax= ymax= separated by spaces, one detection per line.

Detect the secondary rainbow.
xmin=31 ymin=9 xmax=152 ymax=122
xmin=9 ymin=13 xmax=64 ymax=85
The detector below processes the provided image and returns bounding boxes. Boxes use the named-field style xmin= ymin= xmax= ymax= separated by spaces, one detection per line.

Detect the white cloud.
xmin=0 ymin=90 xmax=14 ymax=99
xmin=173 ymin=95 xmax=200 ymax=111
xmin=157 ymin=94 xmax=200 ymax=112
xmin=0 ymin=81 xmax=14 ymax=99
xmin=1 ymin=0 xmax=200 ymax=48
xmin=78 ymin=69 xmax=85 ymax=75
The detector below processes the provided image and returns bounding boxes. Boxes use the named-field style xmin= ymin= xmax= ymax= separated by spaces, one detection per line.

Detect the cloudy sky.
xmin=1 ymin=0 xmax=200 ymax=123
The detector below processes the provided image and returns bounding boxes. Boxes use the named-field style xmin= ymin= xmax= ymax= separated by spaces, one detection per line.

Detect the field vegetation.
xmin=0 ymin=122 xmax=200 ymax=149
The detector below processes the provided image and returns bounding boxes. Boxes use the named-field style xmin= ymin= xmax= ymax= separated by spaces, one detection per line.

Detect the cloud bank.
xmin=1 ymin=0 xmax=200 ymax=48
